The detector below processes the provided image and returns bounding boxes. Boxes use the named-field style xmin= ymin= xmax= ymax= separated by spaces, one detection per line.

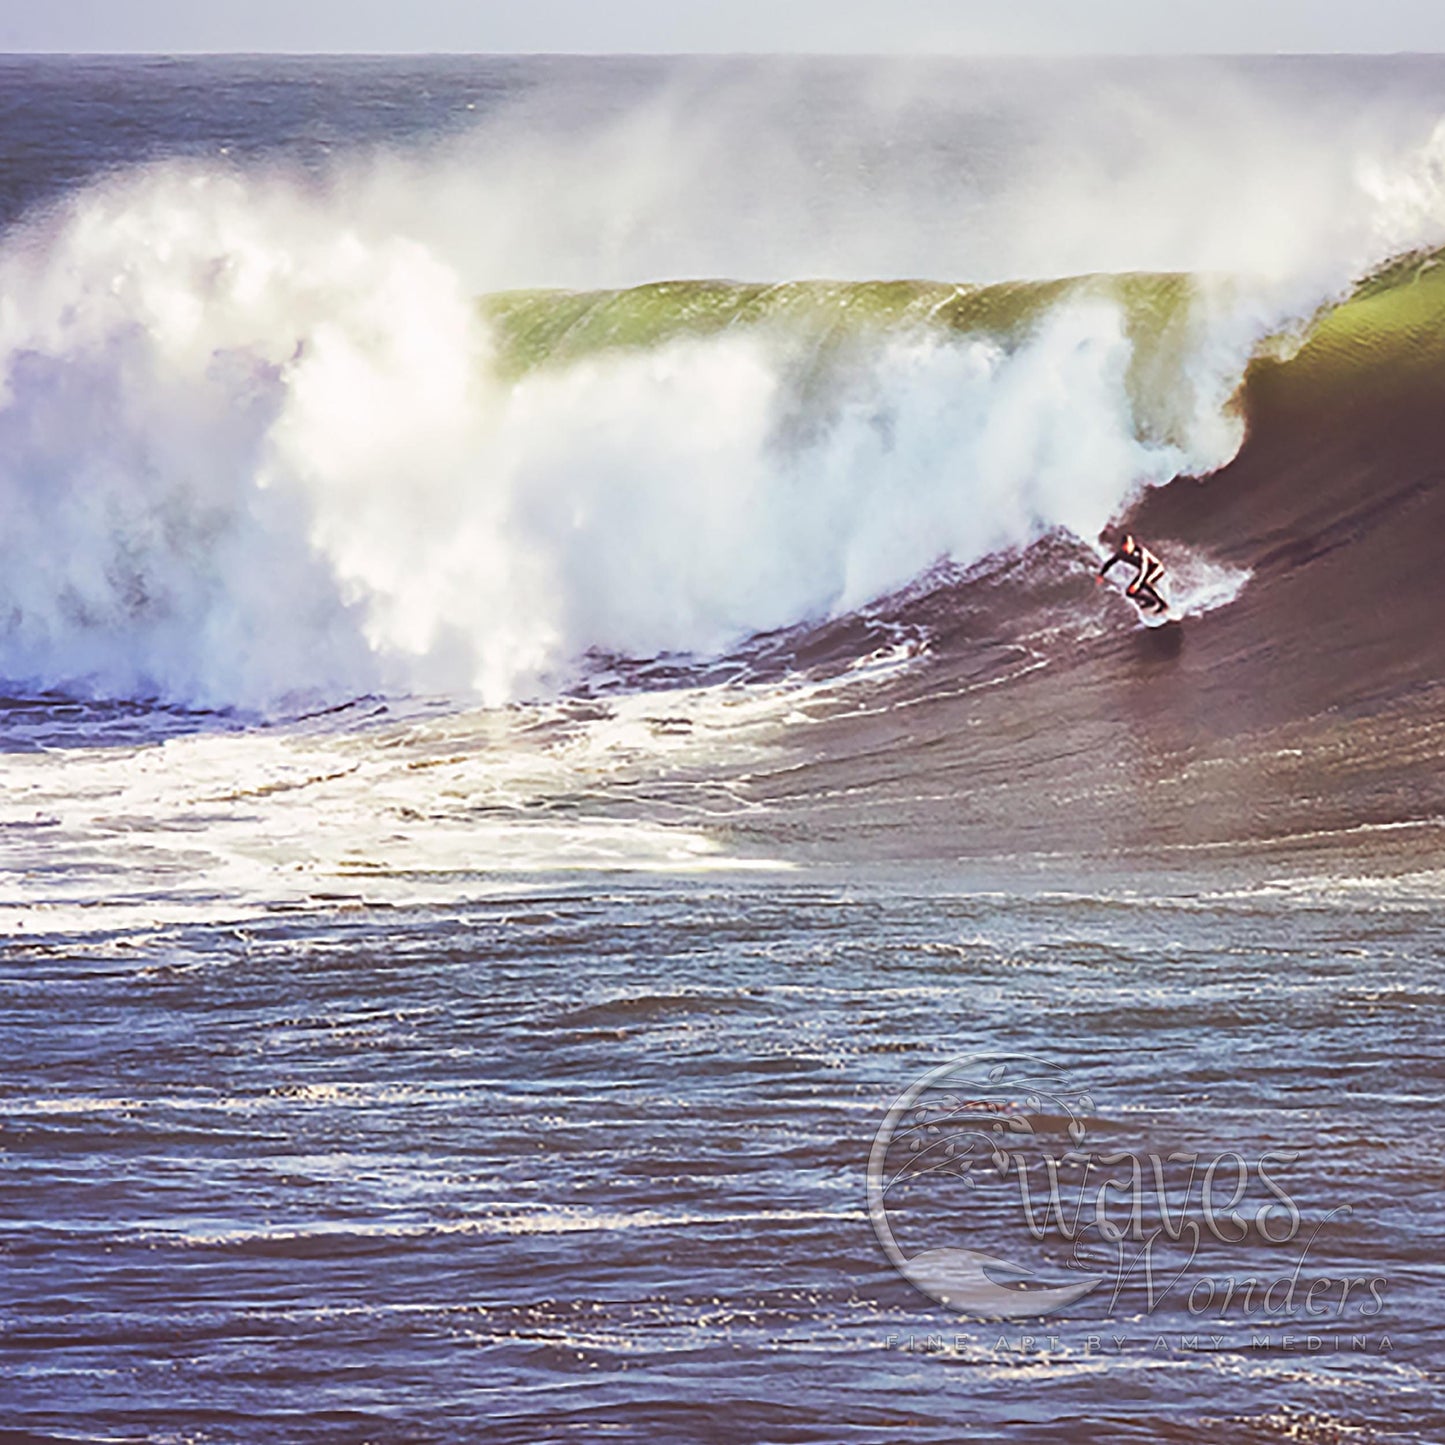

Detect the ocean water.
xmin=1 ymin=56 xmax=1442 ymax=1443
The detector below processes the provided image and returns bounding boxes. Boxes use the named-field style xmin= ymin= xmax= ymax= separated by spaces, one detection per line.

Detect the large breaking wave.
xmin=4 ymin=71 xmax=1445 ymax=711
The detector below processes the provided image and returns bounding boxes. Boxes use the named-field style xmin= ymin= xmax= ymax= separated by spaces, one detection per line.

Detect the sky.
xmin=4 ymin=0 xmax=1445 ymax=56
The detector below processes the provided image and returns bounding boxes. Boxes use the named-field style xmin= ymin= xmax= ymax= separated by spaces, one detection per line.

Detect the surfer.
xmin=1096 ymin=533 xmax=1168 ymax=612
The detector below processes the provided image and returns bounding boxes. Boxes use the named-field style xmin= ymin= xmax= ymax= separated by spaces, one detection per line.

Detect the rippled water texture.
xmin=4 ymin=883 xmax=1441 ymax=1441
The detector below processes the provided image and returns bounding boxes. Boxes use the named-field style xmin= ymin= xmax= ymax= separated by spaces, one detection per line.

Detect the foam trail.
xmin=1168 ymin=552 xmax=1253 ymax=618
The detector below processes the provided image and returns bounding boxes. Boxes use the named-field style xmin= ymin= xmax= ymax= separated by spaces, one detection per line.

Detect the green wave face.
xmin=1291 ymin=247 xmax=1445 ymax=381
xmin=479 ymin=271 xmax=1214 ymax=455
xmin=481 ymin=277 xmax=1073 ymax=375
xmin=477 ymin=250 xmax=1445 ymax=468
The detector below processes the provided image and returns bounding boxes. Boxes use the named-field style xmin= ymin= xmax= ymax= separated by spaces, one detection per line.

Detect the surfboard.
xmin=1136 ymin=594 xmax=1181 ymax=627
xmin=1131 ymin=578 xmax=1182 ymax=624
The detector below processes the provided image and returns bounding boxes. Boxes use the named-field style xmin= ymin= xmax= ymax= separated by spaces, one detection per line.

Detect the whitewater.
xmin=2 ymin=55 xmax=1443 ymax=1445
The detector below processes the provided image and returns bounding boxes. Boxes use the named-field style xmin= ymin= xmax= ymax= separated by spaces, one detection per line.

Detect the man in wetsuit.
xmin=1097 ymin=533 xmax=1168 ymax=611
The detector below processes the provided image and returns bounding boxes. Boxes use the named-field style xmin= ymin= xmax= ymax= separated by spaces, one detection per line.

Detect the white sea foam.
xmin=0 ymin=671 xmax=833 ymax=936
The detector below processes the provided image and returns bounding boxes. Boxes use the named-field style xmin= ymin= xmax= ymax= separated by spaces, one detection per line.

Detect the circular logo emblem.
xmin=868 ymin=1053 xmax=1106 ymax=1318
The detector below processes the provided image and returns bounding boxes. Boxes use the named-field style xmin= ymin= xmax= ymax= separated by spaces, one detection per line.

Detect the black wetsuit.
xmin=1099 ymin=543 xmax=1167 ymax=611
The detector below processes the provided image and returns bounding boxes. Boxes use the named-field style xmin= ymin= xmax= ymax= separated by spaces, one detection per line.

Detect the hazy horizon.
xmin=4 ymin=0 xmax=1445 ymax=57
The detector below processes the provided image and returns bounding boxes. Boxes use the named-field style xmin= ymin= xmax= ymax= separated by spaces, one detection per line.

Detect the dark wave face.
xmin=1 ymin=56 xmax=1443 ymax=1445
